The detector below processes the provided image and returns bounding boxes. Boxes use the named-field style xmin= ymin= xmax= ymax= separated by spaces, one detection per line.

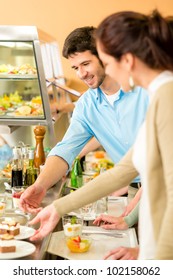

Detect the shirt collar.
xmin=148 ymin=71 xmax=173 ymax=101
xmin=95 ymin=87 xmax=125 ymax=104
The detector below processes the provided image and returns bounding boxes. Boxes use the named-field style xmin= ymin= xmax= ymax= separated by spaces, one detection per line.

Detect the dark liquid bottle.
xmin=11 ymin=147 xmax=23 ymax=188
xmin=12 ymin=169 xmax=23 ymax=187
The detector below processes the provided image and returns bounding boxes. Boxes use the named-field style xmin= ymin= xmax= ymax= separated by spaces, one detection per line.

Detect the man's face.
xmin=68 ymin=50 xmax=106 ymax=89
xmin=97 ymin=41 xmax=131 ymax=92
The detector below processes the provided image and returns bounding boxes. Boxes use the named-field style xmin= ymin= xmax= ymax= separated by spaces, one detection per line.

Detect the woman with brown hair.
xmin=95 ymin=9 xmax=173 ymax=260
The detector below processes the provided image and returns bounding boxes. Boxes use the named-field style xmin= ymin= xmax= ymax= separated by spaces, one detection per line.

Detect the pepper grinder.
xmin=33 ymin=125 xmax=46 ymax=171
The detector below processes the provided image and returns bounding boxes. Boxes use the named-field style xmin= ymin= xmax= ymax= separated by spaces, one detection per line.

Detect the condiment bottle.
xmin=33 ymin=125 xmax=46 ymax=171
xmin=25 ymin=149 xmax=38 ymax=186
xmin=70 ymin=156 xmax=83 ymax=188
xmin=21 ymin=144 xmax=30 ymax=177
xmin=11 ymin=146 xmax=23 ymax=188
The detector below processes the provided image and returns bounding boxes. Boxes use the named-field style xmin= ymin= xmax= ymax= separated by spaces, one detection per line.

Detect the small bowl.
xmin=66 ymin=235 xmax=92 ymax=253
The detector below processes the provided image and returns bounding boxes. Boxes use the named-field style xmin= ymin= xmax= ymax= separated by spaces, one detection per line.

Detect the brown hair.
xmin=96 ymin=10 xmax=173 ymax=71
xmin=62 ymin=26 xmax=98 ymax=58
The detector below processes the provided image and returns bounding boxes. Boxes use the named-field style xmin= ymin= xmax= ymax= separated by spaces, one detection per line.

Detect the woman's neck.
xmin=133 ymin=58 xmax=163 ymax=89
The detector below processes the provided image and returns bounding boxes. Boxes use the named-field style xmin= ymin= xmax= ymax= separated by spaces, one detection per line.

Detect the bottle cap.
xmin=12 ymin=147 xmax=20 ymax=159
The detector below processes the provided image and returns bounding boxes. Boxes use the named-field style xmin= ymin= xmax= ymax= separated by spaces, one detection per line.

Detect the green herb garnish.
xmin=71 ymin=216 xmax=77 ymax=224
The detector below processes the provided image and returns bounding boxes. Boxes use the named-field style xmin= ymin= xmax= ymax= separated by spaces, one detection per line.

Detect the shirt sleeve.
xmin=48 ymin=101 xmax=94 ymax=168
xmin=124 ymin=201 xmax=139 ymax=227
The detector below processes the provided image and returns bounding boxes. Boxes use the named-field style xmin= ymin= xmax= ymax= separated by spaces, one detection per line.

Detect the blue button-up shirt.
xmin=49 ymin=86 xmax=149 ymax=182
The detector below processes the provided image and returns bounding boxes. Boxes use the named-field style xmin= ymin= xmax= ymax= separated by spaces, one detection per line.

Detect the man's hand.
xmin=19 ymin=184 xmax=47 ymax=214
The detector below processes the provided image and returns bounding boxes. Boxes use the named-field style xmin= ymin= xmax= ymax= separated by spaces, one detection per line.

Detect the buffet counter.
xmin=43 ymin=196 xmax=138 ymax=260
xmin=0 ymin=151 xmax=138 ymax=260
xmin=0 ymin=180 xmax=63 ymax=260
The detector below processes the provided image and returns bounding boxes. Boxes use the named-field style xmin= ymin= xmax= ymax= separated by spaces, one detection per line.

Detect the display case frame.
xmin=0 ymin=26 xmax=55 ymax=145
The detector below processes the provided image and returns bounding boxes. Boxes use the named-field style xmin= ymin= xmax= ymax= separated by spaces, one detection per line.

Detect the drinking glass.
xmin=96 ymin=196 xmax=108 ymax=216
xmin=62 ymin=214 xmax=83 ymax=238
xmin=79 ymin=201 xmax=98 ymax=220
xmin=12 ymin=186 xmax=24 ymax=210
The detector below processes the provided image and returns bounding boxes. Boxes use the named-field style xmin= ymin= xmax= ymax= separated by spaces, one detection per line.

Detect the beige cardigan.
xmin=54 ymin=81 xmax=173 ymax=259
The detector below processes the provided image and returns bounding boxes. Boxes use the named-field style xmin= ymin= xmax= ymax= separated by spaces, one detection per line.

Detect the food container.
xmin=66 ymin=235 xmax=92 ymax=253
xmin=12 ymin=186 xmax=25 ymax=209
xmin=62 ymin=215 xmax=83 ymax=238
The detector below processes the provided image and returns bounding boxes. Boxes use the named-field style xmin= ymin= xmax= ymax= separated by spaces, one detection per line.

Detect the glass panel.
xmin=0 ymin=42 xmax=45 ymax=119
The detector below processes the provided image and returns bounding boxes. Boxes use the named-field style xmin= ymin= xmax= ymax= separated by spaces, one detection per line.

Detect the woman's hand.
xmin=93 ymin=214 xmax=129 ymax=230
xmin=29 ymin=204 xmax=60 ymax=241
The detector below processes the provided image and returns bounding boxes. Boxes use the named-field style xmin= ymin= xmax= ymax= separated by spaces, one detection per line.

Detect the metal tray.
xmin=0 ymin=212 xmax=29 ymax=225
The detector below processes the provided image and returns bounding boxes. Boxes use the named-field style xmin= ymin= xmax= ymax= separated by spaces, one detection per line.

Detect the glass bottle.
xmin=70 ymin=156 xmax=83 ymax=188
xmin=11 ymin=146 xmax=23 ymax=188
xmin=25 ymin=149 xmax=38 ymax=186
xmin=21 ymin=144 xmax=30 ymax=179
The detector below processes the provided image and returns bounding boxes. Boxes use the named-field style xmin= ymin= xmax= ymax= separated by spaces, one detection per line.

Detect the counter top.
xmin=25 ymin=180 xmax=64 ymax=260
xmin=45 ymin=227 xmax=138 ymax=260
xmin=43 ymin=196 xmax=138 ymax=260
xmin=0 ymin=180 xmax=63 ymax=260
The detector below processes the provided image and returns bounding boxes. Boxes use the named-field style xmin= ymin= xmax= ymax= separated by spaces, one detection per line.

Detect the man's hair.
xmin=62 ymin=26 xmax=98 ymax=58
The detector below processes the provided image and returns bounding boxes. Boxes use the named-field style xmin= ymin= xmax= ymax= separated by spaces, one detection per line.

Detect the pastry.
xmin=0 ymin=241 xmax=16 ymax=253
xmin=0 ymin=219 xmax=20 ymax=236
xmin=0 ymin=233 xmax=14 ymax=240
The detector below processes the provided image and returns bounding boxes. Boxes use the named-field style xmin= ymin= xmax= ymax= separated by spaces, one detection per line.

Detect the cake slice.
xmin=0 ymin=243 xmax=16 ymax=253
xmin=0 ymin=238 xmax=16 ymax=253
xmin=0 ymin=219 xmax=20 ymax=236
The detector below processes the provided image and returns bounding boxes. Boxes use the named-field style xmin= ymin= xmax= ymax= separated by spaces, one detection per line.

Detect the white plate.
xmin=6 ymin=112 xmax=43 ymax=118
xmin=0 ymin=73 xmax=37 ymax=79
xmin=0 ymin=240 xmax=36 ymax=259
xmin=14 ymin=226 xmax=35 ymax=240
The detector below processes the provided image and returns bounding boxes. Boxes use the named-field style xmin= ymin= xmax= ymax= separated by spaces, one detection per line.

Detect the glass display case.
xmin=0 ymin=26 xmax=55 ymax=145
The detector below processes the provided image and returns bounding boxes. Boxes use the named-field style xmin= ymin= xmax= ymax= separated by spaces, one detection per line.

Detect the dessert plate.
xmin=14 ymin=226 xmax=35 ymax=240
xmin=0 ymin=240 xmax=36 ymax=259
xmin=0 ymin=213 xmax=29 ymax=226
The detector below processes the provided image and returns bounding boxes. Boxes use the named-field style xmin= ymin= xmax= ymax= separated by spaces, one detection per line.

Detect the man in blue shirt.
xmin=20 ymin=27 xmax=148 ymax=212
